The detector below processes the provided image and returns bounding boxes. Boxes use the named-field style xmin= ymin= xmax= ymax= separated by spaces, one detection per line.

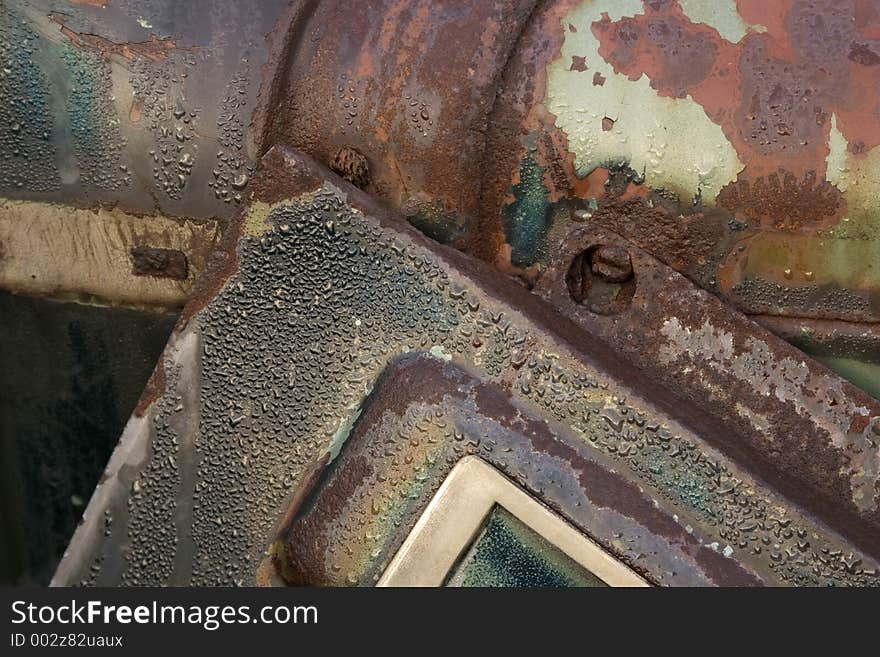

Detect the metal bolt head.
xmin=590 ymin=245 xmax=633 ymax=283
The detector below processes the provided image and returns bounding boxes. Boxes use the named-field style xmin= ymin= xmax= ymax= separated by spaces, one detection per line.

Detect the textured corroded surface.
xmin=260 ymin=0 xmax=539 ymax=249
xmin=2 ymin=0 xmax=878 ymax=372
xmin=0 ymin=0 xmax=875 ymax=586
xmin=280 ymin=355 xmax=762 ymax=586
xmin=54 ymin=148 xmax=880 ymax=586
xmin=536 ymin=218 xmax=880 ymax=536
xmin=256 ymin=0 xmax=880 ymax=346
xmin=0 ymin=0 xmax=290 ymax=218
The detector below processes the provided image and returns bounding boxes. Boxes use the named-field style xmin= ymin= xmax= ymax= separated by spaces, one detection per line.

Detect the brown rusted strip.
xmin=131 ymin=246 xmax=188 ymax=280
xmin=535 ymin=219 xmax=880 ymax=557
xmin=50 ymin=13 xmax=198 ymax=62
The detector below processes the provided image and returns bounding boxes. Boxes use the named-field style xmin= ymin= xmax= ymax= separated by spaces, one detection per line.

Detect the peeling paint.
xmin=547 ymin=0 xmax=744 ymax=203
xmin=428 ymin=345 xmax=453 ymax=362
xmin=827 ymin=114 xmax=880 ymax=237
xmin=659 ymin=316 xmax=878 ymax=512
xmin=327 ymin=407 xmax=363 ymax=463
xmin=242 ymin=200 xmax=284 ymax=236
xmin=677 ymin=0 xmax=765 ymax=43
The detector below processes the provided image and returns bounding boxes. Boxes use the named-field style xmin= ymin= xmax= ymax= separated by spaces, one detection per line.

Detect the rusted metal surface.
xmin=260 ymin=0 xmax=541 ymax=248
xmin=130 ymin=246 xmax=188 ymax=280
xmin=49 ymin=12 xmax=198 ymax=62
xmin=255 ymin=0 xmax=880 ymax=357
xmin=0 ymin=0 xmax=877 ymax=587
xmin=53 ymin=147 xmax=880 ymax=586
xmin=2 ymin=0 xmax=878 ymax=377
xmin=535 ymin=212 xmax=880 ymax=552
xmin=278 ymin=354 xmax=763 ymax=586
xmin=754 ymin=315 xmax=880 ymax=365
xmin=1 ymin=0 xmax=291 ymax=217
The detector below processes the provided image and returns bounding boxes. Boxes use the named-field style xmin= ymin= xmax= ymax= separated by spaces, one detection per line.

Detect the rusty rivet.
xmin=131 ymin=246 xmax=189 ymax=280
xmin=590 ymin=245 xmax=633 ymax=283
xmin=329 ymin=146 xmax=370 ymax=189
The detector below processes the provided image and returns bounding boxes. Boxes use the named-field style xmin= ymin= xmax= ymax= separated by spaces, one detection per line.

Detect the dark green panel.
xmin=445 ymin=505 xmax=607 ymax=588
xmin=0 ymin=291 xmax=176 ymax=585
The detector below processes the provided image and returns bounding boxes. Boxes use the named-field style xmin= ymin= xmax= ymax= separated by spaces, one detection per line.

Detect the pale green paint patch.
xmin=745 ymin=113 xmax=880 ymax=291
xmin=677 ymin=0 xmax=765 ymax=43
xmin=739 ymin=233 xmax=880 ymax=291
xmin=326 ymin=406 xmax=363 ymax=463
xmin=428 ymin=345 xmax=453 ymax=362
xmin=826 ymin=114 xmax=880 ymax=239
xmin=547 ymin=0 xmax=744 ymax=204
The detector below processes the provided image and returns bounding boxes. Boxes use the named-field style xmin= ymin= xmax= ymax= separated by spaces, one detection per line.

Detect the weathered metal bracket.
xmin=54 ymin=146 xmax=880 ymax=587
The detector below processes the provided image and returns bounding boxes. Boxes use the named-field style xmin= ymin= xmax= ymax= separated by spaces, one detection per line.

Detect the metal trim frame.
xmin=378 ymin=456 xmax=648 ymax=588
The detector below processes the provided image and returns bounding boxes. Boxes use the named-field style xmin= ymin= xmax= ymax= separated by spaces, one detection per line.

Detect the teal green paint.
xmin=643 ymin=444 xmax=718 ymax=521
xmin=446 ymin=506 xmax=606 ymax=587
xmin=0 ymin=9 xmax=59 ymax=191
xmin=60 ymin=44 xmax=124 ymax=190
xmin=502 ymin=155 xmax=551 ymax=267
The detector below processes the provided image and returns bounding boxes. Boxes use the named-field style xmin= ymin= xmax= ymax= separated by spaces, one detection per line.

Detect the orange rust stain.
xmin=554 ymin=164 xmax=609 ymax=203
xmin=134 ymin=357 xmax=166 ymax=417
xmin=129 ymin=99 xmax=143 ymax=122
xmin=592 ymin=0 xmax=880 ymax=232
xmin=580 ymin=167 xmax=609 ymax=197
xmin=619 ymin=181 xmax=651 ymax=202
xmin=68 ymin=0 xmax=108 ymax=7
xmin=471 ymin=0 xmax=589 ymax=264
xmin=850 ymin=414 xmax=872 ymax=434
xmin=52 ymin=14 xmax=197 ymax=62
xmin=736 ymin=0 xmax=793 ymax=41
xmin=716 ymin=233 xmax=757 ymax=295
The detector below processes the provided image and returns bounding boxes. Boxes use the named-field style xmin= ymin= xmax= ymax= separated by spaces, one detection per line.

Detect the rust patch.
xmin=279 ymin=354 xmax=765 ymax=586
xmin=594 ymin=4 xmax=720 ymax=99
xmin=277 ymin=452 xmax=331 ymax=543
xmin=717 ymin=170 xmax=844 ymax=231
xmin=249 ymin=145 xmax=326 ymax=203
xmin=588 ymin=194 xmax=732 ymax=285
xmin=475 ymin=0 xmax=583 ymax=263
xmin=51 ymin=14 xmax=198 ymax=62
xmin=329 ymin=146 xmax=371 ymax=189
xmin=592 ymin=0 xmax=880 ymax=233
xmin=536 ymin=222 xmax=880 ymax=554
xmin=177 ymin=217 xmax=240 ymax=325
xmin=258 ymin=0 xmax=539 ymax=248
xmin=850 ymin=41 xmax=880 ymax=66
xmin=570 ymin=55 xmax=588 ymax=71
xmin=130 ymin=246 xmax=188 ymax=280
